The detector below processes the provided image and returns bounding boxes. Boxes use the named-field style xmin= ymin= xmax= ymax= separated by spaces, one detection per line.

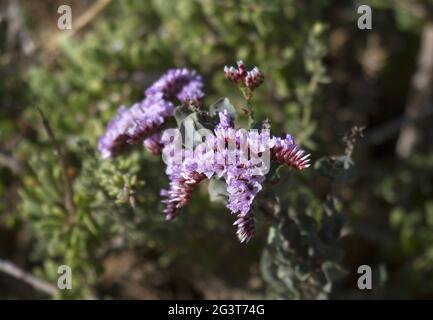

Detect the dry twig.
xmin=396 ymin=22 xmax=433 ymax=158
xmin=0 ymin=258 xmax=58 ymax=296
xmin=35 ymin=105 xmax=76 ymax=216
xmin=0 ymin=152 xmax=24 ymax=174
xmin=44 ymin=0 xmax=112 ymax=52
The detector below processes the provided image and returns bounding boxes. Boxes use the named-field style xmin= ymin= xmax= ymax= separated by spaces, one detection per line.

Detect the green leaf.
xmin=209 ymin=97 xmax=237 ymax=119
xmin=179 ymin=112 xmax=214 ymax=148
xmin=82 ymin=213 xmax=99 ymax=236
xmin=208 ymin=178 xmax=228 ymax=205
xmin=174 ymin=105 xmax=192 ymax=126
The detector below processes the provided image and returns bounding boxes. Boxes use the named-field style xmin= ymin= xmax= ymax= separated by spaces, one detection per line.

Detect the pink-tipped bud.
xmin=224 ymin=61 xmax=264 ymax=92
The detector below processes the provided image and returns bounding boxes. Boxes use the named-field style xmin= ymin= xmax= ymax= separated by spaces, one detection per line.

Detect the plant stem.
xmin=0 ymin=258 xmax=58 ymax=297
xmin=239 ymin=87 xmax=255 ymax=127
xmin=35 ymin=105 xmax=76 ymax=217
xmin=246 ymin=99 xmax=255 ymax=128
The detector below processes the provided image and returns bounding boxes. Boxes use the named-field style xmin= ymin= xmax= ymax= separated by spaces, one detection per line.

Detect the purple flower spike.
xmin=145 ymin=68 xmax=204 ymax=105
xmin=217 ymin=110 xmax=234 ymax=130
xmin=225 ymin=164 xmax=265 ymax=243
xmin=98 ymin=95 xmax=174 ymax=158
xmin=98 ymin=106 xmax=132 ymax=158
xmin=226 ymin=165 xmax=265 ymax=215
xmin=177 ymin=78 xmax=205 ymax=105
xmin=144 ymin=132 xmax=164 ymax=155
xmin=161 ymin=165 xmax=206 ymax=220
xmin=271 ymin=134 xmax=311 ymax=170
xmin=99 ymin=68 xmax=204 ymax=158
xmin=126 ymin=94 xmax=174 ymax=144
xmin=234 ymin=212 xmax=255 ymax=243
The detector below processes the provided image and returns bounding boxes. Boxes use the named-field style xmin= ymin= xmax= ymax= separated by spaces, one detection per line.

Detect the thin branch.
xmin=35 ymin=105 xmax=76 ymax=216
xmin=44 ymin=0 xmax=112 ymax=53
xmin=342 ymin=126 xmax=365 ymax=157
xmin=0 ymin=152 xmax=25 ymax=174
xmin=364 ymin=105 xmax=433 ymax=146
xmin=396 ymin=22 xmax=433 ymax=158
xmin=0 ymin=258 xmax=58 ymax=296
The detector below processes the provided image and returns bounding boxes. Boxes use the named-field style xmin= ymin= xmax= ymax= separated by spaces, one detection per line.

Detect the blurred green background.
xmin=1 ymin=0 xmax=433 ymax=299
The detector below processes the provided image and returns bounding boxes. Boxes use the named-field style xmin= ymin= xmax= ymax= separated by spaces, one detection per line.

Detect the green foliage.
xmin=4 ymin=0 xmax=338 ymax=299
xmin=5 ymin=0 xmax=432 ymax=300
xmin=259 ymin=146 xmax=352 ymax=298
xmin=378 ymin=153 xmax=433 ymax=295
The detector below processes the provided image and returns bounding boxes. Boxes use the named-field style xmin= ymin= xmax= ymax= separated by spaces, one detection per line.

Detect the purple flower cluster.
xmin=97 ymin=105 xmax=131 ymax=159
xmin=161 ymin=111 xmax=310 ymax=243
xmin=271 ymin=135 xmax=311 ymax=170
xmin=98 ymin=69 xmax=204 ymax=158
xmin=143 ymin=132 xmax=164 ymax=155
xmin=161 ymin=164 xmax=206 ymax=221
xmin=245 ymin=67 xmax=264 ymax=91
xmin=226 ymin=165 xmax=266 ymax=242
xmin=99 ymin=64 xmax=310 ymax=244
xmin=145 ymin=68 xmax=204 ymax=104
xmin=224 ymin=60 xmax=264 ymax=91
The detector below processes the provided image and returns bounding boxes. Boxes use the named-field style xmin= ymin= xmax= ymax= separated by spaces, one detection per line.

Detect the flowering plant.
xmin=99 ymin=61 xmax=310 ymax=243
